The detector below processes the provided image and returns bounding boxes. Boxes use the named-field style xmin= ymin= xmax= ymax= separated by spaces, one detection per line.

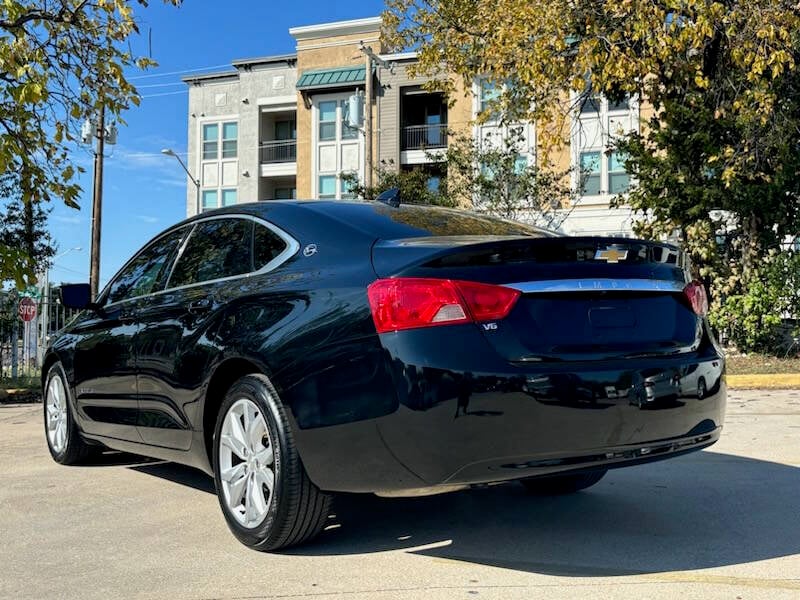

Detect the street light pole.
xmin=162 ymin=148 xmax=200 ymax=214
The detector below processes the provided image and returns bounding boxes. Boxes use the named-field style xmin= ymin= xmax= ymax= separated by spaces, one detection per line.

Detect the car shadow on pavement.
xmin=290 ymin=450 xmax=800 ymax=576
xmin=78 ymin=450 xmax=215 ymax=493
xmin=121 ymin=448 xmax=800 ymax=576
xmin=128 ymin=462 xmax=216 ymax=494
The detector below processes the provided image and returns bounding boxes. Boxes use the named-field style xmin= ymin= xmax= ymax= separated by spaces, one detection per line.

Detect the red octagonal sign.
xmin=18 ymin=297 xmax=37 ymax=322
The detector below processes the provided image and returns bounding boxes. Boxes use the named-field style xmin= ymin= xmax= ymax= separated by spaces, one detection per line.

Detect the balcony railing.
xmin=260 ymin=139 xmax=297 ymax=163
xmin=401 ymin=124 xmax=448 ymax=151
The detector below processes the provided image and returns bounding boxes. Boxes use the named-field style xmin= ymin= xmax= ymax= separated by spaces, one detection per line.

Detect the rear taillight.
xmin=683 ymin=280 xmax=708 ymax=317
xmin=367 ymin=278 xmax=521 ymax=333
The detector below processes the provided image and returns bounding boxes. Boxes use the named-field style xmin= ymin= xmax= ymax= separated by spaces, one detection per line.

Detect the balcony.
xmin=401 ymin=124 xmax=448 ymax=151
xmin=260 ymin=139 xmax=297 ymax=163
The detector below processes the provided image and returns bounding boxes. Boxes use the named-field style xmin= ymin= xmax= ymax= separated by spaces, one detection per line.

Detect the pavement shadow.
xmin=79 ymin=451 xmax=216 ymax=494
xmin=115 ymin=448 xmax=800 ymax=576
xmin=287 ymin=451 xmax=800 ymax=576
xmin=129 ymin=462 xmax=216 ymax=494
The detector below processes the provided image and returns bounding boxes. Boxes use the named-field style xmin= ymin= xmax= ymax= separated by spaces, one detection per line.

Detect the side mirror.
xmin=60 ymin=283 xmax=93 ymax=310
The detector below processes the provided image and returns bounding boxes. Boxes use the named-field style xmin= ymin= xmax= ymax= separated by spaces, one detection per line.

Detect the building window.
xmin=221 ymin=189 xmax=237 ymax=207
xmin=480 ymin=80 xmax=501 ymax=115
xmin=222 ymin=122 xmax=238 ymax=159
xmin=319 ymin=101 xmax=337 ymax=141
xmin=608 ymin=152 xmax=630 ymax=194
xmin=319 ymin=175 xmax=336 ymax=199
xmin=514 ymin=154 xmax=529 ymax=175
xmin=313 ymin=93 xmax=363 ymax=200
xmin=340 ymin=99 xmax=358 ymax=140
xmin=573 ymin=94 xmax=636 ymax=199
xmin=202 ymin=124 xmax=219 ymax=160
xmin=200 ymin=119 xmax=239 ymax=214
xmin=580 ymin=151 xmax=602 ymax=196
xmin=580 ymin=94 xmax=601 ymax=115
xmin=275 ymin=119 xmax=296 ymax=141
xmin=608 ymin=97 xmax=630 ymax=112
xmin=274 ymin=187 xmax=296 ymax=200
xmin=202 ymin=190 xmax=218 ymax=211
xmin=340 ymin=175 xmax=357 ymax=199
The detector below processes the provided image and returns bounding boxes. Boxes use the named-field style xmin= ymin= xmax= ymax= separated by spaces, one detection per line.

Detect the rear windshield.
xmin=370 ymin=204 xmax=552 ymax=238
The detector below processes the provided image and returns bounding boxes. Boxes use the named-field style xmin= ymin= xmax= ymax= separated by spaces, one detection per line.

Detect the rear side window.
xmin=169 ymin=218 xmax=254 ymax=287
xmin=253 ymin=222 xmax=288 ymax=269
xmin=372 ymin=204 xmax=550 ymax=238
xmin=106 ymin=228 xmax=186 ymax=304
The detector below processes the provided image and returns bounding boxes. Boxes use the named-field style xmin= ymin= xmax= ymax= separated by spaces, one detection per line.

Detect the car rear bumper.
xmin=289 ymin=326 xmax=726 ymax=493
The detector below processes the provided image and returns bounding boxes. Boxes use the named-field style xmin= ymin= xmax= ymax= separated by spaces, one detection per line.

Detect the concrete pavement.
xmin=1 ymin=389 xmax=799 ymax=599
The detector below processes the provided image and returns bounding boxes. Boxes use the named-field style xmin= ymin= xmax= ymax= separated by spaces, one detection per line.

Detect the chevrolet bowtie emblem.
xmin=594 ymin=248 xmax=628 ymax=263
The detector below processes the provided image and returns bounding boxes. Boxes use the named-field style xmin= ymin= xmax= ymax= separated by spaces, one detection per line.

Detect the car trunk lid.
xmin=372 ymin=236 xmax=701 ymax=361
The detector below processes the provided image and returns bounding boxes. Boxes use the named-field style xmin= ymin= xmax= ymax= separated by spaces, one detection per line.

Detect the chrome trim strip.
xmin=507 ymin=278 xmax=687 ymax=294
xmin=102 ymin=214 xmax=300 ymax=309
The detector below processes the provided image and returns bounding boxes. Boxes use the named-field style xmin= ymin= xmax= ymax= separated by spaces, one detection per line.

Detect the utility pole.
xmin=358 ymin=44 xmax=394 ymax=192
xmin=89 ymin=103 xmax=105 ymax=300
xmin=364 ymin=51 xmax=373 ymax=190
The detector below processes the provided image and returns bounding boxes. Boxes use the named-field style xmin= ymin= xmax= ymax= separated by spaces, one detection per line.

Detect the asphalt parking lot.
xmin=1 ymin=389 xmax=799 ymax=600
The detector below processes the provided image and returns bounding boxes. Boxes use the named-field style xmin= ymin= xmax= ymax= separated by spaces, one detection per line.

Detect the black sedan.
xmin=43 ymin=199 xmax=726 ymax=551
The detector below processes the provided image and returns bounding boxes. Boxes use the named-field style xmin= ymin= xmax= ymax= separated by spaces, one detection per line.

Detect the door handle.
xmin=187 ymin=298 xmax=212 ymax=315
xmin=119 ymin=310 xmax=136 ymax=324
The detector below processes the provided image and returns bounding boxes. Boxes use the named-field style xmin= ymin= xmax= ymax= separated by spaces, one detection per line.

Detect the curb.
xmin=727 ymin=374 xmax=800 ymax=389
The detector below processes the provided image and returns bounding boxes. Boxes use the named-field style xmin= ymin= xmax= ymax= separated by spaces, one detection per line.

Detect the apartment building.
xmin=182 ymin=16 xmax=636 ymax=236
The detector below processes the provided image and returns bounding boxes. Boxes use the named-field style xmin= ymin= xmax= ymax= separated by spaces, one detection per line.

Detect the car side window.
xmin=169 ymin=218 xmax=254 ymax=288
xmin=105 ymin=228 xmax=186 ymax=305
xmin=253 ymin=221 xmax=288 ymax=270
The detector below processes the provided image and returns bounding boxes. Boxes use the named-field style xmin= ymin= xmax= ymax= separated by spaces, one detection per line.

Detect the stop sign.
xmin=18 ymin=297 xmax=37 ymax=322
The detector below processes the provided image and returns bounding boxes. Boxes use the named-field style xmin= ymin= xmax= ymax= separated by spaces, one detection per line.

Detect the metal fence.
xmin=0 ymin=296 xmax=81 ymax=384
xmin=401 ymin=124 xmax=449 ymax=151
xmin=259 ymin=140 xmax=297 ymax=163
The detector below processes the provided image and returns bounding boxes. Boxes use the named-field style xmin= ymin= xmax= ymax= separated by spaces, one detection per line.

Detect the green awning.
xmin=296 ymin=65 xmax=366 ymax=91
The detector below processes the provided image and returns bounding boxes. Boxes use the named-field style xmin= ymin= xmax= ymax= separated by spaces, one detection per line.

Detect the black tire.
xmin=212 ymin=374 xmax=332 ymax=551
xmin=520 ymin=469 xmax=608 ymax=495
xmin=43 ymin=362 xmax=94 ymax=465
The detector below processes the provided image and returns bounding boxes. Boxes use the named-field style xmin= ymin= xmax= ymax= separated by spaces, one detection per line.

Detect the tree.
xmin=349 ymin=128 xmax=576 ymax=229
xmin=443 ymin=127 xmax=577 ymax=227
xmin=342 ymin=160 xmax=454 ymax=206
xmin=383 ymin=0 xmax=800 ymax=236
xmin=0 ymin=0 xmax=180 ymax=285
xmin=0 ymin=174 xmax=56 ymax=279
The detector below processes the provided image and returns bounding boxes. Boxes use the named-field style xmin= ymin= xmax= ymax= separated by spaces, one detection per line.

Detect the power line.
xmin=51 ymin=264 xmax=89 ymax=277
xmin=139 ymin=90 xmax=189 ymax=99
xmin=123 ymin=150 xmax=187 ymax=158
xmin=135 ymin=81 xmax=187 ymax=89
xmin=128 ymin=64 xmax=233 ymax=80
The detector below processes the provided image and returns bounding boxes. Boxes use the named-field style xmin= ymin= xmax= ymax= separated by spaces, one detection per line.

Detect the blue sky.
xmin=49 ymin=0 xmax=385 ymax=287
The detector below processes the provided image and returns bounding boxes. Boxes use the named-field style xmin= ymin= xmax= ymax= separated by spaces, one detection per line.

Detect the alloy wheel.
xmin=218 ymin=398 xmax=276 ymax=529
xmin=45 ymin=375 xmax=69 ymax=454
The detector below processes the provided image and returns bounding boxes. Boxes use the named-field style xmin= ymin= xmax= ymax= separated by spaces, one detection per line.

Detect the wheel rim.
xmin=218 ymin=398 xmax=276 ymax=529
xmin=45 ymin=375 xmax=68 ymax=454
